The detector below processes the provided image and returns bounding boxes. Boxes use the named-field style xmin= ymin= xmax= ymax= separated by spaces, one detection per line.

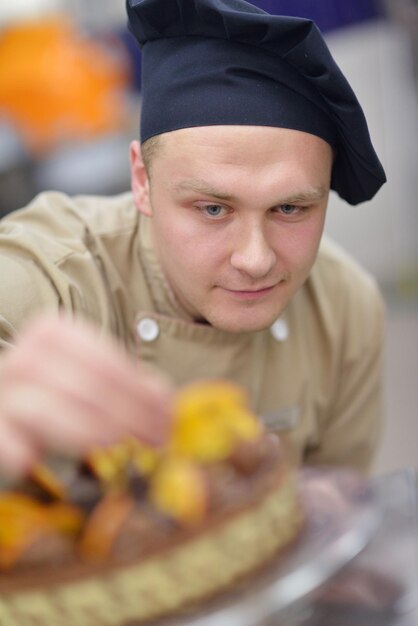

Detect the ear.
xmin=130 ymin=140 xmax=152 ymax=216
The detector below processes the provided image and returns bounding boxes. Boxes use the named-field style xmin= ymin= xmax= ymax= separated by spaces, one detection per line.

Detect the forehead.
xmin=153 ymin=125 xmax=333 ymax=182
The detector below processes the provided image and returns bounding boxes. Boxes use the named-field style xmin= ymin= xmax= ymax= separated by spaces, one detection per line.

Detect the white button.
xmin=270 ymin=318 xmax=289 ymax=342
xmin=137 ymin=318 xmax=160 ymax=342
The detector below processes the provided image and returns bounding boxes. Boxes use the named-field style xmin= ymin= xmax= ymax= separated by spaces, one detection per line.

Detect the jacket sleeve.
xmin=0 ymin=192 xmax=117 ymax=350
xmin=0 ymin=253 xmax=62 ymax=349
xmin=304 ymin=277 xmax=385 ymax=474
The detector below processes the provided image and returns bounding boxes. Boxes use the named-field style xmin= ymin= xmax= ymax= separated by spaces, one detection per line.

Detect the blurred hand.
xmin=315 ymin=566 xmax=403 ymax=612
xmin=0 ymin=314 xmax=173 ymax=477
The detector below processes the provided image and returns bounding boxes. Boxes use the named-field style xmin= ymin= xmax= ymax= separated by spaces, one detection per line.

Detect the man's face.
xmin=131 ymin=126 xmax=333 ymax=333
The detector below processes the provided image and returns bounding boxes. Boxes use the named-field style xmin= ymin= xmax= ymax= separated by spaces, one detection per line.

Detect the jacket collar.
xmin=138 ymin=212 xmax=193 ymax=321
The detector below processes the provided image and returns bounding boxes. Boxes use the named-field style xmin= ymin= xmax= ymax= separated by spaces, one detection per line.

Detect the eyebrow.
xmin=172 ymin=179 xmax=235 ymax=201
xmin=172 ymin=179 xmax=328 ymax=204
xmin=280 ymin=185 xmax=328 ymax=204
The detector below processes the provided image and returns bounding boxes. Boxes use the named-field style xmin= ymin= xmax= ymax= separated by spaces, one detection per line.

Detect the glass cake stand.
xmin=142 ymin=467 xmax=387 ymax=626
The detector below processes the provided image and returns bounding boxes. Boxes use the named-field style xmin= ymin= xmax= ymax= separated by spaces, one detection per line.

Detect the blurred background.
xmin=0 ymin=0 xmax=417 ymax=475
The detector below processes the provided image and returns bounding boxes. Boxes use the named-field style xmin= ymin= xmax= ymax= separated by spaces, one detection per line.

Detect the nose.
xmin=230 ymin=225 xmax=276 ymax=279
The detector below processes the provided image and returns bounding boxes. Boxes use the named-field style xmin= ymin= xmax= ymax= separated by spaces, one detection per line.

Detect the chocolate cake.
xmin=0 ymin=381 xmax=303 ymax=625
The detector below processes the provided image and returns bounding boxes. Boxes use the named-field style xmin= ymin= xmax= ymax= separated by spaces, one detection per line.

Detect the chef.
xmin=0 ymin=0 xmax=386 ymax=476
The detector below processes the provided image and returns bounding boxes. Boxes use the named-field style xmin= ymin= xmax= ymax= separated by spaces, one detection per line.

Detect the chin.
xmin=207 ymin=311 xmax=280 ymax=334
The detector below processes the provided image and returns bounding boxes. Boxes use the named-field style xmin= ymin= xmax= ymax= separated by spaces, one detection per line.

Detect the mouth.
xmin=221 ymin=285 xmax=277 ymax=301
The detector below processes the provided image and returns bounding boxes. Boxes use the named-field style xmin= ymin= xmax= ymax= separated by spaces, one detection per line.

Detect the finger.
xmin=18 ymin=316 xmax=174 ymax=443
xmin=0 ymin=418 xmax=40 ymax=478
xmin=0 ymin=385 xmax=126 ymax=455
xmin=6 ymin=348 xmax=172 ymax=448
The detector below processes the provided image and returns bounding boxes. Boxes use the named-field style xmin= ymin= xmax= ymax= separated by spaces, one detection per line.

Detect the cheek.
xmin=300 ymin=221 xmax=324 ymax=258
xmin=160 ymin=211 xmax=228 ymax=257
xmin=154 ymin=216 xmax=217 ymax=278
xmin=276 ymin=218 xmax=325 ymax=270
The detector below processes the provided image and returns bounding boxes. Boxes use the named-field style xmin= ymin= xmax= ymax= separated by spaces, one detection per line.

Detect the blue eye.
xmin=203 ymin=204 xmax=224 ymax=217
xmin=279 ymin=204 xmax=299 ymax=215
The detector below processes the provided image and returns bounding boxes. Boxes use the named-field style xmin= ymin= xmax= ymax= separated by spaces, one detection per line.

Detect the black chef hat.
xmin=126 ymin=0 xmax=386 ymax=205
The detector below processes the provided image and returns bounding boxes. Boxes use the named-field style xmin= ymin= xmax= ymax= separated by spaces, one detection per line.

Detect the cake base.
xmin=0 ymin=469 xmax=302 ymax=626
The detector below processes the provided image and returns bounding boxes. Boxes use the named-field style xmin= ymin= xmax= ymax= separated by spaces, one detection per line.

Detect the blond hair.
xmin=141 ymin=135 xmax=163 ymax=176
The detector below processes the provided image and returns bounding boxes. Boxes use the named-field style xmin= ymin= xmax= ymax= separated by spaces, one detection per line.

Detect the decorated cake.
xmin=0 ymin=381 xmax=303 ymax=625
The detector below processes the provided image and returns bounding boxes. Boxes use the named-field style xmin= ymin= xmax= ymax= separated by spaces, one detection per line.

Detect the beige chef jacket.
xmin=0 ymin=191 xmax=385 ymax=472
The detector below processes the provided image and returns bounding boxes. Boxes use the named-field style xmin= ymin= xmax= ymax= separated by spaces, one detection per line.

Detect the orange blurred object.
xmin=0 ymin=17 xmax=130 ymax=153
xmin=79 ymin=493 xmax=135 ymax=562
xmin=149 ymin=457 xmax=209 ymax=527
xmin=0 ymin=493 xmax=84 ymax=569
xmin=30 ymin=462 xmax=67 ymax=500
